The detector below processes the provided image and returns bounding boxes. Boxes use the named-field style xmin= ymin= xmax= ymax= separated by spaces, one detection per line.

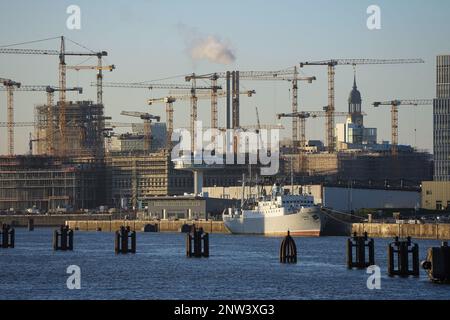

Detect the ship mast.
xmin=240 ymin=173 xmax=246 ymax=209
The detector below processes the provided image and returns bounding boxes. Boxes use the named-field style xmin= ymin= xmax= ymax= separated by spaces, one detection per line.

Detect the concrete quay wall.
xmin=66 ymin=219 xmax=230 ymax=234
xmin=352 ymin=223 xmax=450 ymax=240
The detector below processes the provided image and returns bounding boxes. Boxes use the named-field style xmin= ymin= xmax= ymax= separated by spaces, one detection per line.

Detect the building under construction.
xmin=281 ymin=151 xmax=433 ymax=187
xmin=0 ymin=99 xmax=108 ymax=211
xmin=107 ymin=150 xmax=191 ymax=209
xmin=34 ymin=100 xmax=105 ymax=158
xmin=0 ymin=155 xmax=106 ymax=211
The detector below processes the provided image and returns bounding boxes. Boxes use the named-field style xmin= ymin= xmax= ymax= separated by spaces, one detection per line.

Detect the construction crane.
xmin=0 ymin=85 xmax=82 ymax=155
xmin=148 ymin=90 xmax=255 ymax=147
xmin=28 ymin=133 xmax=42 ymax=155
xmin=99 ymin=82 xmax=216 ymax=90
xmin=99 ymin=81 xmax=222 ymax=151
xmin=0 ymin=36 xmax=108 ymax=155
xmin=0 ymin=78 xmax=21 ymax=155
xmin=187 ymin=69 xmax=316 ymax=147
xmin=120 ymin=111 xmax=160 ymax=153
xmin=66 ymin=64 xmax=115 ymax=104
xmin=0 ymin=121 xmax=150 ymax=128
xmin=372 ymin=99 xmax=433 ymax=156
xmin=300 ymin=58 xmax=425 ymax=153
xmin=277 ymin=110 xmax=359 ymax=149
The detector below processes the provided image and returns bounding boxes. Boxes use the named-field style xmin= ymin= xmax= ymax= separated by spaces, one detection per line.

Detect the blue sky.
xmin=1 ymin=0 xmax=449 ymax=154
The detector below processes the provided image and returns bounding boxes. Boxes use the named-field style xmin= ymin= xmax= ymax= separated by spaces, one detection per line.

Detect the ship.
xmin=222 ymin=184 xmax=351 ymax=236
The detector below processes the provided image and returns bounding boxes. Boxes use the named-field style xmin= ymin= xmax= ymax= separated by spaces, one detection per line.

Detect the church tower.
xmin=348 ymin=72 xmax=364 ymax=126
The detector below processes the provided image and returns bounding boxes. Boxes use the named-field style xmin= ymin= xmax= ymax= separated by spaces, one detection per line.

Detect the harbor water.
xmin=0 ymin=228 xmax=449 ymax=300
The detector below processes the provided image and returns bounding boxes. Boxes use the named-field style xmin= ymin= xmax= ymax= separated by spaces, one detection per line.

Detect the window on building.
xmin=436 ymin=201 xmax=443 ymax=211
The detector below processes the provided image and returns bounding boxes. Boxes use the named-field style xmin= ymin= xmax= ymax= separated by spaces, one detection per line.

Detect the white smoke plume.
xmin=190 ymin=35 xmax=236 ymax=65
xmin=178 ymin=23 xmax=236 ymax=65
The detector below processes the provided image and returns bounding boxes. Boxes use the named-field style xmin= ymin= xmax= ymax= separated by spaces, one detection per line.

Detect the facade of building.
xmin=203 ymin=184 xmax=420 ymax=212
xmin=434 ymin=55 xmax=450 ymax=181
xmin=0 ymin=156 xmax=106 ymax=211
xmin=106 ymin=150 xmax=193 ymax=209
xmin=143 ymin=196 xmax=239 ymax=219
xmin=281 ymin=151 xmax=432 ymax=186
xmin=108 ymin=123 xmax=168 ymax=153
xmin=421 ymin=181 xmax=450 ymax=210
xmin=35 ymin=101 xmax=105 ymax=158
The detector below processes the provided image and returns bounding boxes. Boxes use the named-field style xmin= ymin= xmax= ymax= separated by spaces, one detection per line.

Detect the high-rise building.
xmin=433 ymin=55 xmax=450 ymax=181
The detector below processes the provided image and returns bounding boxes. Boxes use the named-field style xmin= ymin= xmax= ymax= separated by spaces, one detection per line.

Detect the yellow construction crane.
xmin=66 ymin=64 xmax=115 ymax=104
xmin=0 ymin=36 xmax=108 ymax=156
xmin=120 ymin=111 xmax=160 ymax=153
xmin=148 ymin=90 xmax=255 ymax=147
xmin=277 ymin=110 xmax=362 ymax=149
xmin=0 ymin=85 xmax=82 ymax=155
xmin=300 ymin=58 xmax=425 ymax=153
xmin=187 ymin=68 xmax=316 ymax=147
xmin=100 ymin=81 xmax=222 ymax=151
xmin=372 ymin=99 xmax=433 ymax=156
xmin=0 ymin=78 xmax=21 ymax=155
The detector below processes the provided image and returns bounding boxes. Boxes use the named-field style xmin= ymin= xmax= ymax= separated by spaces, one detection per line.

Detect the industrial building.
xmin=281 ymin=151 xmax=432 ymax=186
xmin=202 ymin=184 xmax=420 ymax=212
xmin=421 ymin=181 xmax=450 ymax=210
xmin=142 ymin=195 xmax=239 ymax=220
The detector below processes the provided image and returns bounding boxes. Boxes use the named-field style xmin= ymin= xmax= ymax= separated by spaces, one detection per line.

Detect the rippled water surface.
xmin=0 ymin=228 xmax=449 ymax=300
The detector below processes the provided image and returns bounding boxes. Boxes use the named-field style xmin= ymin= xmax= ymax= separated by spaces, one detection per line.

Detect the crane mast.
xmin=373 ymin=99 xmax=433 ymax=156
xmin=300 ymin=58 xmax=425 ymax=153
xmin=59 ymin=36 xmax=67 ymax=156
xmin=0 ymin=85 xmax=82 ymax=155
xmin=277 ymin=110 xmax=356 ymax=150
xmin=0 ymin=36 xmax=108 ymax=157
xmin=1 ymin=79 xmax=21 ymax=155
xmin=191 ymin=68 xmax=315 ymax=149
xmin=120 ymin=111 xmax=160 ymax=153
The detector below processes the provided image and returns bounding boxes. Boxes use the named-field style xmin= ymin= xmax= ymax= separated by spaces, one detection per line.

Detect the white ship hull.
xmin=223 ymin=206 xmax=325 ymax=236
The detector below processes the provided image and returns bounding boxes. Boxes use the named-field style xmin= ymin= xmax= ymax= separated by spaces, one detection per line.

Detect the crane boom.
xmin=0 ymin=85 xmax=82 ymax=155
xmin=278 ymin=110 xmax=354 ymax=149
xmin=67 ymin=64 xmax=114 ymax=104
xmin=300 ymin=58 xmax=425 ymax=66
xmin=120 ymin=111 xmax=160 ymax=152
xmin=372 ymin=99 xmax=433 ymax=156
xmin=1 ymin=79 xmax=21 ymax=155
xmin=300 ymin=58 xmax=425 ymax=153
xmin=187 ymin=68 xmax=315 ymax=148
xmin=0 ymin=36 xmax=109 ymax=156
xmin=99 ymin=82 xmax=217 ymax=90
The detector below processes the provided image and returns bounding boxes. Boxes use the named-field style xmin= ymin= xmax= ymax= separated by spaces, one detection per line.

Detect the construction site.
xmin=0 ymin=36 xmax=435 ymax=213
